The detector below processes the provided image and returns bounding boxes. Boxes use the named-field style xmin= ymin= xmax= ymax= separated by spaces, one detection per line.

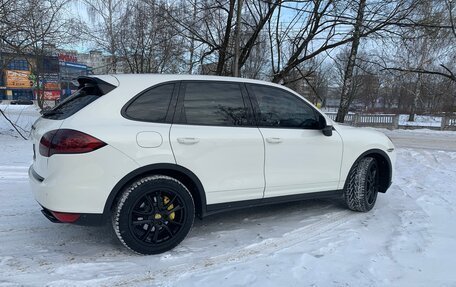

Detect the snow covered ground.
xmin=0 ymin=105 xmax=40 ymax=138
xmin=1 ymin=106 xmax=456 ymax=286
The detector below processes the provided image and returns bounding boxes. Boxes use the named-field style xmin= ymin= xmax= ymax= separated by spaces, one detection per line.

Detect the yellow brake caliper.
xmin=163 ymin=196 xmax=175 ymax=220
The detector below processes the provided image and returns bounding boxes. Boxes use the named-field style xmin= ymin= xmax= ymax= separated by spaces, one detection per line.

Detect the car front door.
xmin=170 ymin=81 xmax=265 ymax=205
xmin=247 ymin=84 xmax=343 ymax=198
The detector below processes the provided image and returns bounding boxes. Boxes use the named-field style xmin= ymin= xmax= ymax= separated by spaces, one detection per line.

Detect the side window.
xmin=249 ymin=84 xmax=319 ymax=129
xmin=124 ymin=84 xmax=174 ymax=122
xmin=178 ymin=82 xmax=250 ymax=126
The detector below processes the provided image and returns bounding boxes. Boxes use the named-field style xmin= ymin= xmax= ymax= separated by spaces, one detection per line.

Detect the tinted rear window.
xmin=42 ymin=81 xmax=116 ymax=120
xmin=124 ymin=84 xmax=175 ymax=123
xmin=177 ymin=82 xmax=249 ymax=126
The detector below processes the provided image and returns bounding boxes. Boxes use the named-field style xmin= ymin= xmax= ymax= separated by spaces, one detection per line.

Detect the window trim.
xmin=172 ymin=80 xmax=256 ymax=128
xmin=245 ymin=83 xmax=323 ymax=130
xmin=121 ymin=81 xmax=180 ymax=124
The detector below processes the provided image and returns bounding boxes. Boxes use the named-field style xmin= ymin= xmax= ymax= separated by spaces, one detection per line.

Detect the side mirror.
xmin=322 ymin=125 xmax=333 ymax=136
xmin=319 ymin=115 xmax=333 ymax=137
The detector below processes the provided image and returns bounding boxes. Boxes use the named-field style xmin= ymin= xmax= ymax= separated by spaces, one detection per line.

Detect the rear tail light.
xmin=39 ymin=129 xmax=106 ymax=157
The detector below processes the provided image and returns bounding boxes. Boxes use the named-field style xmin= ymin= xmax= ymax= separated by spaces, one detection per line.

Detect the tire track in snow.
xmin=0 ymin=165 xmax=29 ymax=182
xmin=115 ymin=209 xmax=356 ymax=286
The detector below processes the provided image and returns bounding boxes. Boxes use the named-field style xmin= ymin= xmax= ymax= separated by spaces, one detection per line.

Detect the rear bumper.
xmin=28 ymin=145 xmax=139 ymax=215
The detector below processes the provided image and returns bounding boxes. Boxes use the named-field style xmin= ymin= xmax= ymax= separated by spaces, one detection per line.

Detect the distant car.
xmin=11 ymin=99 xmax=33 ymax=105
xmin=29 ymin=75 xmax=396 ymax=254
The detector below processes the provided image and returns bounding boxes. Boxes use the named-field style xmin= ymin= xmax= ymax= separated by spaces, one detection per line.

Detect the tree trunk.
xmin=233 ymin=0 xmax=243 ymax=77
xmin=408 ymin=73 xmax=422 ymax=121
xmin=188 ymin=0 xmax=197 ymax=74
xmin=335 ymin=0 xmax=366 ymax=123
xmin=216 ymin=0 xmax=235 ymax=75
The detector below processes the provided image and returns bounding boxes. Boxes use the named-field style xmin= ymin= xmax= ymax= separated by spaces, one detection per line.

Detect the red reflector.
xmin=51 ymin=211 xmax=81 ymax=223
xmin=39 ymin=129 xmax=106 ymax=157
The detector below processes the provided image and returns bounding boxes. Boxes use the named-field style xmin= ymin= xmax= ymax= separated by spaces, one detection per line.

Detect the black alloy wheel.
xmin=112 ymin=175 xmax=195 ymax=255
xmin=365 ymin=160 xmax=378 ymax=205
xmin=129 ymin=189 xmax=187 ymax=245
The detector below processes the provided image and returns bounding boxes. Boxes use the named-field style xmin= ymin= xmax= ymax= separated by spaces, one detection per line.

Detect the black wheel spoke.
xmin=145 ymin=194 xmax=155 ymax=210
xmin=168 ymin=219 xmax=183 ymax=226
xmin=132 ymin=210 xmax=150 ymax=216
xmin=156 ymin=193 xmax=164 ymax=209
xmin=369 ymin=189 xmax=375 ymax=202
xmin=163 ymin=225 xmax=174 ymax=236
xmin=165 ymin=205 xmax=183 ymax=215
xmin=140 ymin=225 xmax=153 ymax=240
xmin=164 ymin=195 xmax=177 ymax=210
xmin=133 ymin=219 xmax=153 ymax=225
xmin=152 ymin=227 xmax=160 ymax=243
xmin=366 ymin=163 xmax=378 ymax=204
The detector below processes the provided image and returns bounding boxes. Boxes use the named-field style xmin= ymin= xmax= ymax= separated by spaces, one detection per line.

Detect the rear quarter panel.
xmin=60 ymin=78 xmax=177 ymax=168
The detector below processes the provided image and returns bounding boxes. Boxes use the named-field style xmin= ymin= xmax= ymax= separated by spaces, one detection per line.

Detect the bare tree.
xmin=81 ymin=0 xmax=126 ymax=73
xmin=1 ymin=0 xmax=71 ymax=139
xmin=117 ymin=0 xmax=186 ymax=74
xmin=23 ymin=0 xmax=71 ymax=110
xmin=166 ymin=0 xmax=279 ymax=76
xmin=380 ymin=0 xmax=456 ymax=119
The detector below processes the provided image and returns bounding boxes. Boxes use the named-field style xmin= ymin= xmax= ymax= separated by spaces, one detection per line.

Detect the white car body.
xmin=29 ymin=74 xmax=395 ymax=224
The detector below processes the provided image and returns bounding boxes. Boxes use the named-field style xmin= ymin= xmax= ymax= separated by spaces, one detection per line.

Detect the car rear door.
xmin=246 ymin=84 xmax=343 ymax=198
xmin=170 ymin=81 xmax=265 ymax=205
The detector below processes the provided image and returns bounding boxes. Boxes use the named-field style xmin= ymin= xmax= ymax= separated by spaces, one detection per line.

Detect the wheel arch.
xmin=345 ymin=149 xmax=393 ymax=193
xmin=104 ymin=163 xmax=207 ymax=219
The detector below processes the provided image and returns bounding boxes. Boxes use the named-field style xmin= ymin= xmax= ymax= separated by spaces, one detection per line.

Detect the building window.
xmin=7 ymin=60 xmax=29 ymax=71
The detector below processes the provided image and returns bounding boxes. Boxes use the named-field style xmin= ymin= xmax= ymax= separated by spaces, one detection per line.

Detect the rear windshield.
xmin=42 ymin=80 xmax=116 ymax=120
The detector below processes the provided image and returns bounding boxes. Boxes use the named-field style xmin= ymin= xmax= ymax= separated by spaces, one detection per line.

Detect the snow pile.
xmin=398 ymin=114 xmax=442 ymax=127
xmin=1 ymin=130 xmax=456 ymax=286
xmin=0 ymin=104 xmax=40 ymax=138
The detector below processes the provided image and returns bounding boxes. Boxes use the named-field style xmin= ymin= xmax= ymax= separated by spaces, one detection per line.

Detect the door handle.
xmin=177 ymin=137 xmax=200 ymax=145
xmin=266 ymin=137 xmax=283 ymax=144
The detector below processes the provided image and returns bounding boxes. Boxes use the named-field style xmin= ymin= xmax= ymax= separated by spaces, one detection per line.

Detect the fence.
xmin=325 ymin=113 xmax=398 ymax=129
xmin=326 ymin=113 xmax=456 ymax=130
xmin=443 ymin=117 xmax=456 ymax=131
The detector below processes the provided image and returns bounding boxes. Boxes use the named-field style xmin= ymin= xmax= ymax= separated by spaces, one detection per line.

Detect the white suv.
xmin=29 ymin=75 xmax=395 ymax=254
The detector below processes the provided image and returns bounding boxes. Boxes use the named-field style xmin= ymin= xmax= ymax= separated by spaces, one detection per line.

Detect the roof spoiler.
xmin=77 ymin=76 xmax=117 ymax=95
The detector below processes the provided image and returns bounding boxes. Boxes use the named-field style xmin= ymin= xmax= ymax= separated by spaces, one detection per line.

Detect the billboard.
xmin=35 ymin=90 xmax=61 ymax=100
xmin=29 ymin=73 xmax=60 ymax=90
xmin=45 ymin=82 xmax=60 ymax=90
xmin=58 ymin=53 xmax=78 ymax=63
xmin=5 ymin=70 xmax=32 ymax=88
xmin=43 ymin=73 xmax=60 ymax=90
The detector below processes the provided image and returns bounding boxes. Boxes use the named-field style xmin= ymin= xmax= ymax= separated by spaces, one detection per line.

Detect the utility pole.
xmin=233 ymin=0 xmax=243 ymax=77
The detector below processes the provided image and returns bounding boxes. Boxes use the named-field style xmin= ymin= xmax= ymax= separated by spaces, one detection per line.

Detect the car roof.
xmin=91 ymin=74 xmax=283 ymax=89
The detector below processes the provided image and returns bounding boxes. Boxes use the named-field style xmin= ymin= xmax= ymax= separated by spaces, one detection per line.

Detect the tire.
xmin=344 ymin=157 xmax=379 ymax=212
xmin=112 ymin=175 xmax=195 ymax=255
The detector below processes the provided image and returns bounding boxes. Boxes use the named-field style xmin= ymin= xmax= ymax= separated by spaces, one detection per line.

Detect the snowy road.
xmin=1 ymin=129 xmax=456 ymax=286
xmin=381 ymin=128 xmax=456 ymax=151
